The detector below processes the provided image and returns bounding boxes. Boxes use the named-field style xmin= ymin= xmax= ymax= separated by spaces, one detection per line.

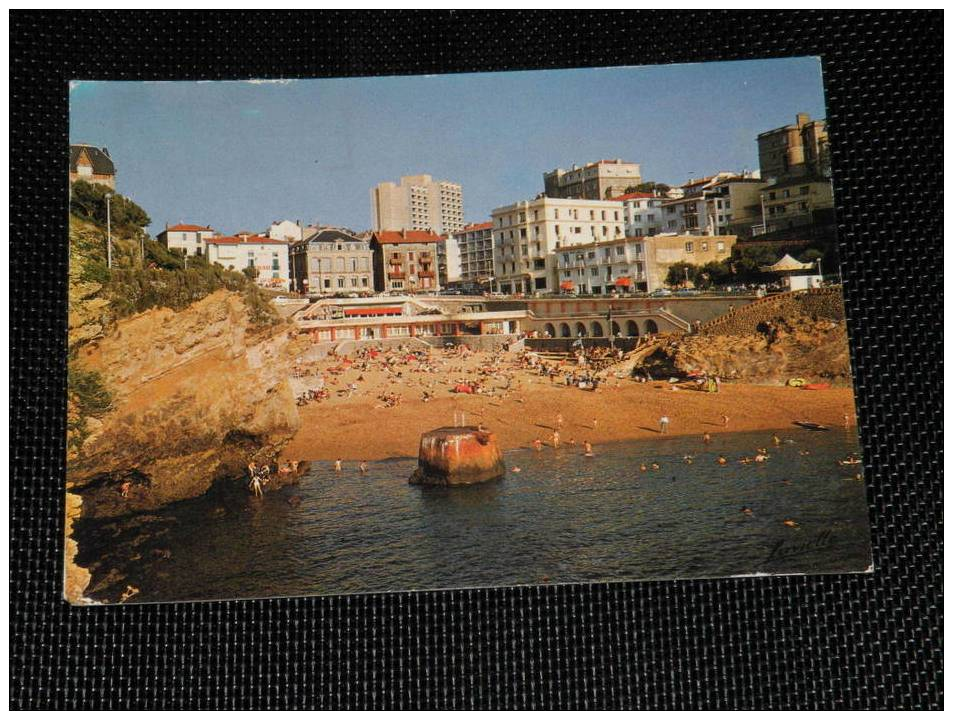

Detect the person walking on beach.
xmin=359 ymin=461 xmax=368 ymax=474
xmin=555 ymin=412 xmax=564 ymax=430
xmin=583 ymin=440 xmax=593 ymax=456
xmin=334 ymin=458 xmax=343 ymax=473
xmin=659 ymin=415 xmax=670 ymax=434
xmin=721 ymin=413 xmax=729 ymax=428
xmin=552 ymin=430 xmax=561 ymax=449
xmin=532 ymin=438 xmax=543 ymax=452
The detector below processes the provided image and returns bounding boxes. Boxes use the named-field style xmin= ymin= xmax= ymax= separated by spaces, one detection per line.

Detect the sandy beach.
xmin=280 ymin=348 xmax=856 ymax=461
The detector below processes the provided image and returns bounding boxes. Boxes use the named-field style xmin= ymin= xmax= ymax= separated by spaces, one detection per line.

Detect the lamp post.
xmin=607 ymin=304 xmax=615 ymax=349
xmin=684 ymin=265 xmax=690 ymax=287
xmin=104 ymin=192 xmax=113 ymax=269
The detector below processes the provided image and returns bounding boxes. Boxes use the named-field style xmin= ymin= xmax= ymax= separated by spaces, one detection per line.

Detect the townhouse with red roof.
xmin=369 ymin=230 xmax=442 ymax=294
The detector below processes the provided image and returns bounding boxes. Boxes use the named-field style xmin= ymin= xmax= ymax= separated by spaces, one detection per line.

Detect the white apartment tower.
xmin=491 ymin=196 xmax=625 ymax=295
xmin=370 ymin=174 xmax=464 ymax=234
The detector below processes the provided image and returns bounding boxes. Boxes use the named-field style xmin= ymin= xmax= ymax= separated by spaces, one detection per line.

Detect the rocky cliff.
xmin=68 ymin=290 xmax=303 ymax=521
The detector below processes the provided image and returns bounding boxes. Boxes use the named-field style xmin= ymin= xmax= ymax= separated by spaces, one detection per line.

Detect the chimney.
xmin=796 ymin=112 xmax=810 ymax=128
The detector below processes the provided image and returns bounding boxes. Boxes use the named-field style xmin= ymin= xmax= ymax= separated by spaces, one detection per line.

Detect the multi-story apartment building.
xmin=491 ymin=196 xmax=625 ymax=295
xmin=610 ymin=192 xmax=665 ymax=237
xmin=759 ymin=177 xmax=835 ymax=234
xmin=757 ymin=113 xmax=830 ymax=181
xmin=290 ymin=228 xmax=374 ymax=295
xmin=452 ymin=221 xmax=494 ymax=286
xmin=156 ymin=223 xmax=216 ymax=256
xmin=642 ymin=233 xmax=737 ymax=292
xmin=658 ymin=173 xmax=766 ymax=237
xmin=543 ymin=159 xmax=641 ymax=200
xmin=553 ymin=236 xmax=649 ymax=295
xmin=69 ymin=144 xmax=116 ymax=188
xmin=370 ymin=174 xmax=464 ymax=234
xmin=370 ymin=230 xmax=441 ymax=293
xmin=203 ymin=233 xmax=290 ymax=289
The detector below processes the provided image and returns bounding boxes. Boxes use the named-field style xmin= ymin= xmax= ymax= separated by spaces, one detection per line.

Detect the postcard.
xmin=65 ymin=58 xmax=870 ymax=604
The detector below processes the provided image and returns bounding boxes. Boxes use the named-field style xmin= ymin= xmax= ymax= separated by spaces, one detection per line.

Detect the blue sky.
xmin=69 ymin=57 xmax=827 ymax=235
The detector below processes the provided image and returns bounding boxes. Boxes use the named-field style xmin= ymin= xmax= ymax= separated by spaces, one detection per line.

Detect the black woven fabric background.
xmin=10 ymin=10 xmax=942 ymax=709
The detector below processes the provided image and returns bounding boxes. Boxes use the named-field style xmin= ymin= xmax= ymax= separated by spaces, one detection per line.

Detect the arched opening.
xmin=544 ymin=323 xmax=556 ymax=337
xmin=611 ymin=321 xmax=622 ymax=336
xmin=644 ymin=319 xmax=659 ymax=334
xmin=590 ymin=321 xmax=604 ymax=337
xmin=575 ymin=322 xmax=588 ymax=337
xmin=560 ymin=323 xmax=571 ymax=338
xmin=626 ymin=320 xmax=639 ymax=337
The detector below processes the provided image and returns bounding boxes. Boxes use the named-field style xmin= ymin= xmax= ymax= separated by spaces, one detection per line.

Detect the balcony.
xmin=418 ymin=270 xmax=436 ymax=278
xmin=388 ymin=270 xmax=406 ymax=279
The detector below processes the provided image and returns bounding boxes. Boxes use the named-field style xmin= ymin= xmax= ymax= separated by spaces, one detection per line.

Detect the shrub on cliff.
xmin=70 ymin=181 xmax=150 ymax=232
xmin=67 ymin=362 xmax=113 ymax=454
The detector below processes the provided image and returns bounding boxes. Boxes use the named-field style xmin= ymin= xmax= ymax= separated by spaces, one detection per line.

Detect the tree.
xmin=665 ymin=261 xmax=697 ymax=287
xmin=69 ymin=181 xmax=151 ymax=230
xmin=242 ymin=266 xmax=259 ymax=281
xmin=624 ymin=181 xmax=671 ymax=196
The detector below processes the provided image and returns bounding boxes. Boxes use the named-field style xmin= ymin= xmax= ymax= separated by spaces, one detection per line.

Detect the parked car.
xmin=649 ymin=288 xmax=673 ymax=297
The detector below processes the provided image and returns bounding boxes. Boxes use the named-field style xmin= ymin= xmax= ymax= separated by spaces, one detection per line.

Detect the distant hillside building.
xmin=370 ymin=174 xmax=464 ymax=234
xmin=156 ymin=223 xmax=215 ymax=256
xmin=759 ymin=176 xmax=835 ymax=234
xmin=553 ymin=236 xmax=650 ymax=295
xmin=543 ymin=159 xmax=641 ymax=200
xmin=757 ymin=113 xmax=830 ymax=181
xmin=370 ymin=230 xmax=442 ymax=293
xmin=290 ymin=228 xmax=373 ymax=295
xmin=610 ymin=192 xmax=665 ymax=237
xmin=268 ymin=219 xmax=304 ymax=243
xmin=69 ymin=144 xmax=116 ymax=188
xmin=203 ymin=233 xmax=290 ymax=290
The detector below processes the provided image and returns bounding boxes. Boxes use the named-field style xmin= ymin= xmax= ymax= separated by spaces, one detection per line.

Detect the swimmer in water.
xmin=716 ymin=456 xmax=728 ymax=465
xmin=639 ymin=463 xmax=648 ymax=472
xmin=334 ymin=458 xmax=343 ymax=473
xmin=532 ymin=438 xmax=543 ymax=452
xmin=651 ymin=462 xmax=660 ymax=471
xmin=359 ymin=461 xmax=368 ymax=474
xmin=772 ymin=434 xmax=781 ymax=446
xmin=740 ymin=507 xmax=753 ymax=516
xmin=512 ymin=466 xmax=521 ymax=473
xmin=754 ymin=453 xmax=769 ymax=463
xmin=683 ymin=455 xmax=694 ymax=464
xmin=583 ymin=440 xmax=593 ymax=456
xmin=703 ymin=432 xmax=711 ymax=444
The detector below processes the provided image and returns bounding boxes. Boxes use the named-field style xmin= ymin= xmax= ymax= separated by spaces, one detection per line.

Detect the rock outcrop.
xmin=63 ymin=491 xmax=94 ymax=605
xmin=409 ymin=426 xmax=506 ymax=486
xmin=68 ymin=290 xmax=303 ymax=518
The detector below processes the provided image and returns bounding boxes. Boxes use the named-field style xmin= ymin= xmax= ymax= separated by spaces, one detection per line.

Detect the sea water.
xmin=74 ymin=429 xmax=871 ymax=603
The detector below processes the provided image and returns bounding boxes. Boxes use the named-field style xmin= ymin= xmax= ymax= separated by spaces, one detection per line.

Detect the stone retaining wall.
xmin=701 ymin=287 xmax=845 ymax=337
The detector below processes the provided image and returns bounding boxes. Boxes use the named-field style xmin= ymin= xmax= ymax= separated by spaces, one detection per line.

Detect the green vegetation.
xmin=67 ymin=361 xmax=113 ymax=453
xmin=69 ymin=189 xmax=282 ymax=350
xmin=664 ymin=242 xmax=834 ymax=289
xmin=623 ymin=181 xmax=671 ymax=195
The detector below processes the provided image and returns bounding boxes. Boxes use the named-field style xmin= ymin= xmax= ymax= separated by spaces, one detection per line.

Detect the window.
xmin=701 ymin=242 xmax=709 ymax=251
xmin=323 ymin=278 xmax=331 ymax=288
xmin=591 ymin=267 xmax=598 ymax=275
xmin=768 ymin=192 xmax=776 ymax=200
xmin=800 ymin=186 xmax=810 ymax=195
xmin=685 ymin=242 xmax=694 ymax=252
xmin=337 ymin=278 xmax=345 ymax=288
xmin=782 ymin=189 xmax=791 ymax=198
xmin=725 ymin=200 xmax=731 ymax=209
xmin=351 ymin=278 xmax=358 ymax=287
xmin=361 ymin=277 xmax=368 ymax=287
xmin=336 ymin=257 xmax=345 ymax=271
xmin=272 ymin=253 xmax=280 ymax=269
xmin=716 ymin=241 xmax=725 ymax=252
xmin=615 ymin=246 xmax=624 ymax=255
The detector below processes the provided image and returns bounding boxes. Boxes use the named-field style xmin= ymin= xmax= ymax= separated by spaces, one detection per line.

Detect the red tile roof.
xmin=205 ymin=233 xmax=288 ymax=245
xmin=610 ymin=192 xmax=656 ymax=202
xmin=343 ymin=307 xmax=404 ymax=317
xmin=166 ymin=223 xmax=214 ymax=232
xmin=373 ymin=230 xmax=442 ymax=244
xmin=453 ymin=221 xmax=493 ymax=233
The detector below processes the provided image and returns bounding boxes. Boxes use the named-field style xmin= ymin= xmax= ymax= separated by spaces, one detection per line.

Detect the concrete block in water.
xmin=409 ymin=426 xmax=505 ymax=486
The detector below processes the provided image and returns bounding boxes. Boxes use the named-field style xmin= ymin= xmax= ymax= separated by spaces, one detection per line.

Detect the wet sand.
xmin=281 ymin=351 xmax=856 ymax=461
